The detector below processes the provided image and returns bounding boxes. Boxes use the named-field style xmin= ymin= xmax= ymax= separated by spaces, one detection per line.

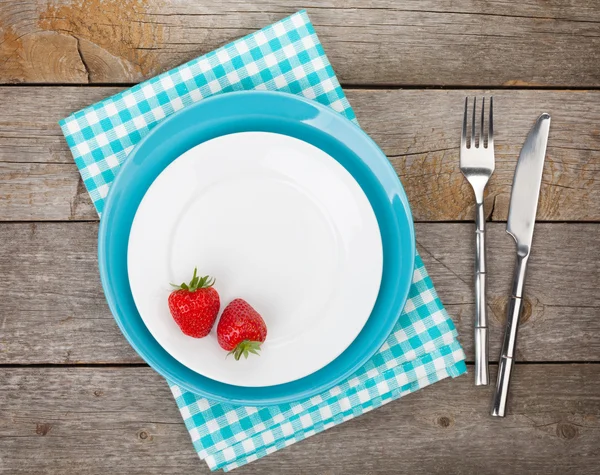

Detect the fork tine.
xmin=480 ymin=97 xmax=486 ymax=148
xmin=461 ymin=97 xmax=468 ymax=148
xmin=488 ymin=96 xmax=494 ymax=147
xmin=471 ymin=97 xmax=476 ymax=147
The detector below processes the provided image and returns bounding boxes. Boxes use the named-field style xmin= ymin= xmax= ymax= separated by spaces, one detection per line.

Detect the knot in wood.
xmin=437 ymin=416 xmax=452 ymax=428
xmin=490 ymin=295 xmax=534 ymax=325
xmin=35 ymin=422 xmax=52 ymax=436
xmin=556 ymin=423 xmax=578 ymax=440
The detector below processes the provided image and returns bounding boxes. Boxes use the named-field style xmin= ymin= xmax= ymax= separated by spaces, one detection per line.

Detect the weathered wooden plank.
xmin=0 ymin=222 xmax=597 ymax=364
xmin=0 ymin=162 xmax=97 ymax=221
xmin=1 ymin=1 xmax=599 ymax=86
xmin=0 ymin=364 xmax=599 ymax=474
xmin=0 ymin=87 xmax=116 ymax=165
xmin=1 ymin=87 xmax=599 ymax=221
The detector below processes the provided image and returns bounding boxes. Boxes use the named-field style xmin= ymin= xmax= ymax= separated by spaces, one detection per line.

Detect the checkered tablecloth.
xmin=59 ymin=10 xmax=466 ymax=471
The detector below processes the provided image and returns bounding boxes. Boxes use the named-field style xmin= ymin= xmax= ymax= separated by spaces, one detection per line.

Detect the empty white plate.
xmin=127 ymin=132 xmax=383 ymax=387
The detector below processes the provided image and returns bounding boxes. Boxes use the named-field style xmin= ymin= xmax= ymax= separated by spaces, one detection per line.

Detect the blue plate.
xmin=98 ymin=91 xmax=415 ymax=406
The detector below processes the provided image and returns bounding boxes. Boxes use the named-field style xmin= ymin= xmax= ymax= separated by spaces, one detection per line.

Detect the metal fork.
xmin=460 ymin=97 xmax=495 ymax=386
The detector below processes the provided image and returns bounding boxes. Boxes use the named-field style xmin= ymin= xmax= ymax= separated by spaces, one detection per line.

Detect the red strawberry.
xmin=168 ymin=268 xmax=220 ymax=338
xmin=217 ymin=299 xmax=267 ymax=360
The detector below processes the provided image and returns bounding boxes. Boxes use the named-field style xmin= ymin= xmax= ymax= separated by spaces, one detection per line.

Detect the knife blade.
xmin=506 ymin=113 xmax=551 ymax=255
xmin=491 ymin=113 xmax=550 ymax=417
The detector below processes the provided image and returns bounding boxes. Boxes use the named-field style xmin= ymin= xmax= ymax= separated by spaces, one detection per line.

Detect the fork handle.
xmin=474 ymin=201 xmax=489 ymax=386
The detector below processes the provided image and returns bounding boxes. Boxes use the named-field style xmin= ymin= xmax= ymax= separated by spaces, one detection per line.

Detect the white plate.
xmin=127 ymin=132 xmax=383 ymax=387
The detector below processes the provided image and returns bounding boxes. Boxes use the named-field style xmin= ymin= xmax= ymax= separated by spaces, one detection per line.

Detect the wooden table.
xmin=1 ymin=1 xmax=599 ymax=473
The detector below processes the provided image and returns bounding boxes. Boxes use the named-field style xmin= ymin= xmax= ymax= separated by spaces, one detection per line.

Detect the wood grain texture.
xmin=1 ymin=87 xmax=599 ymax=221
xmin=0 ymin=222 xmax=597 ymax=364
xmin=1 ymin=0 xmax=599 ymax=86
xmin=1 ymin=2 xmax=598 ymax=472
xmin=1 ymin=364 xmax=599 ymax=474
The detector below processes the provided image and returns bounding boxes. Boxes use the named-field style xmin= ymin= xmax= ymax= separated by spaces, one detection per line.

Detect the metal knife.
xmin=491 ymin=113 xmax=551 ymax=417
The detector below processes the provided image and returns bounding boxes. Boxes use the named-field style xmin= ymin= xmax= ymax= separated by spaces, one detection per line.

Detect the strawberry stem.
xmin=171 ymin=268 xmax=215 ymax=292
xmin=227 ymin=340 xmax=262 ymax=361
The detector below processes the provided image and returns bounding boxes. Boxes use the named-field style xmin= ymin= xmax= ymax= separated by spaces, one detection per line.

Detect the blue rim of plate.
xmin=98 ymin=90 xmax=415 ymax=406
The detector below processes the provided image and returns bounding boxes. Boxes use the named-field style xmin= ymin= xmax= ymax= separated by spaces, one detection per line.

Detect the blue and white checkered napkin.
xmin=59 ymin=10 xmax=466 ymax=471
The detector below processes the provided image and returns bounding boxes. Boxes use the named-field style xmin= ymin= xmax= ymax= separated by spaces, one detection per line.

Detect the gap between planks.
xmin=1 ymin=361 xmax=600 ymax=368
xmin=1 ymin=84 xmax=600 ymax=90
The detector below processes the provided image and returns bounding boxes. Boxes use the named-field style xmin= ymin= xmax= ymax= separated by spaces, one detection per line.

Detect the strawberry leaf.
xmin=171 ymin=268 xmax=215 ymax=292
xmin=227 ymin=340 xmax=263 ymax=361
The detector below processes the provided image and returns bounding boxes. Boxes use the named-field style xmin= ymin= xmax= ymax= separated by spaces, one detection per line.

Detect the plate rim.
xmin=98 ymin=90 xmax=415 ymax=405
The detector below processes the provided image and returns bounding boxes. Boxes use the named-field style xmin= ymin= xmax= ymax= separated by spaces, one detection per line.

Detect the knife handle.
xmin=474 ymin=201 xmax=489 ymax=386
xmin=491 ymin=253 xmax=529 ymax=417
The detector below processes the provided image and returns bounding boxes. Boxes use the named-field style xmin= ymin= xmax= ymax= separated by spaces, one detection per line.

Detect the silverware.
xmin=491 ymin=113 xmax=551 ymax=417
xmin=460 ymin=97 xmax=495 ymax=387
